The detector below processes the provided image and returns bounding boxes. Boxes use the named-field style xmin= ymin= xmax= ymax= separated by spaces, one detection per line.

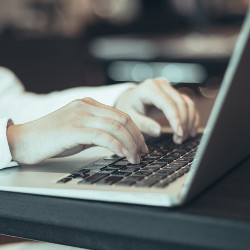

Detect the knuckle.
xmin=156 ymin=77 xmax=170 ymax=85
xmin=184 ymin=97 xmax=195 ymax=112
xmin=163 ymin=79 xmax=171 ymax=86
xmin=70 ymin=99 xmax=83 ymax=108
xmin=111 ymin=120 xmax=123 ymax=130
xmin=93 ymin=128 xmax=102 ymax=139
xmin=143 ymin=78 xmax=154 ymax=87
xmin=82 ymin=97 xmax=95 ymax=104
xmin=119 ymin=113 xmax=131 ymax=125
xmin=179 ymin=98 xmax=188 ymax=109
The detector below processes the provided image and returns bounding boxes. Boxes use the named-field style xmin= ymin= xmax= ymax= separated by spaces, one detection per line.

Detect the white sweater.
xmin=0 ymin=67 xmax=135 ymax=169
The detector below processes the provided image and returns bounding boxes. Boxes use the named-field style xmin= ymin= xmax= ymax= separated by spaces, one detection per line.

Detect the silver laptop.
xmin=0 ymin=8 xmax=249 ymax=207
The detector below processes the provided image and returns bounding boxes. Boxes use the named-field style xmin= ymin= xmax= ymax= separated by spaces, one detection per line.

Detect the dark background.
xmin=0 ymin=0 xmax=245 ymax=93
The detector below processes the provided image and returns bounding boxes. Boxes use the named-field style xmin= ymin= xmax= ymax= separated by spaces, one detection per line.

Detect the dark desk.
xmin=0 ymin=157 xmax=250 ymax=250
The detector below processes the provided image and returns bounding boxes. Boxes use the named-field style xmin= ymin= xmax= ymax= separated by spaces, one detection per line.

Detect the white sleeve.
xmin=0 ymin=67 xmax=136 ymax=124
xmin=0 ymin=118 xmax=18 ymax=169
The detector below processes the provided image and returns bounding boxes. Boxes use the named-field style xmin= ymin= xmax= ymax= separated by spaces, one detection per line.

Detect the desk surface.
xmin=0 ymin=156 xmax=250 ymax=250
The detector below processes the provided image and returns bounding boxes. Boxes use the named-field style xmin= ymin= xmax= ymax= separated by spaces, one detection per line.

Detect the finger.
xmin=158 ymin=79 xmax=189 ymax=134
xmin=81 ymin=116 xmax=141 ymax=164
xmin=181 ymin=94 xmax=196 ymax=140
xmin=75 ymin=127 xmax=139 ymax=164
xmin=129 ymin=110 xmax=162 ymax=137
xmin=141 ymin=81 xmax=183 ymax=138
xmin=191 ymin=111 xmax=200 ymax=137
xmin=81 ymin=98 xmax=148 ymax=154
xmin=173 ymin=134 xmax=183 ymax=144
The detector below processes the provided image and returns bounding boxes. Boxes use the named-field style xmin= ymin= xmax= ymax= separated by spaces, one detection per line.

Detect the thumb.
xmin=132 ymin=112 xmax=161 ymax=137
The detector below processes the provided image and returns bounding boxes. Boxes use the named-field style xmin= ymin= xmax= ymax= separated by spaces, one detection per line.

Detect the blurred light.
xmin=131 ymin=63 xmax=154 ymax=82
xmin=90 ymin=38 xmax=158 ymax=60
xmin=162 ymin=64 xmax=183 ymax=83
xmin=108 ymin=61 xmax=135 ymax=81
xmin=108 ymin=61 xmax=207 ymax=84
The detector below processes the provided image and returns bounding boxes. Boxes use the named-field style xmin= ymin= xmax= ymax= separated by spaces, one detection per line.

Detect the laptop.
xmin=0 ymin=8 xmax=250 ymax=207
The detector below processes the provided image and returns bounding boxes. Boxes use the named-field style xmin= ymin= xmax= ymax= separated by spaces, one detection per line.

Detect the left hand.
xmin=115 ymin=78 xmax=200 ymax=144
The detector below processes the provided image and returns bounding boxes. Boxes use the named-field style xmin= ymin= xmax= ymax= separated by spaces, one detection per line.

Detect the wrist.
xmin=7 ymin=124 xmax=16 ymax=160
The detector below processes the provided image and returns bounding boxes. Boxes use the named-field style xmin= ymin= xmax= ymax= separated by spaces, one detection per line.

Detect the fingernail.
xmin=176 ymin=137 xmax=182 ymax=144
xmin=150 ymin=124 xmax=161 ymax=137
xmin=177 ymin=125 xmax=183 ymax=137
xmin=129 ymin=155 xmax=137 ymax=164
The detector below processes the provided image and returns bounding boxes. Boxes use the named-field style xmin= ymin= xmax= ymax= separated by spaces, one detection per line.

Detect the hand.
xmin=7 ymin=98 xmax=148 ymax=165
xmin=115 ymin=78 xmax=200 ymax=144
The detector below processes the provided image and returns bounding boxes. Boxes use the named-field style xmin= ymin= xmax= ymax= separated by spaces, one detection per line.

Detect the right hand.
xmin=7 ymin=98 xmax=148 ymax=165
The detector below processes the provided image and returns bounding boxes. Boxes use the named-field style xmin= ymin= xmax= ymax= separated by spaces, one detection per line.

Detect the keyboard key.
xmin=178 ymin=168 xmax=190 ymax=174
xmin=155 ymin=177 xmax=176 ymax=188
xmin=111 ymin=160 xmax=130 ymax=166
xmin=78 ymin=169 xmax=90 ymax=174
xmin=68 ymin=173 xmax=82 ymax=178
xmin=112 ymin=171 xmax=132 ymax=177
xmin=181 ymin=156 xmax=194 ymax=161
xmin=188 ymin=152 xmax=197 ymax=157
xmin=155 ymin=159 xmax=173 ymax=165
xmin=96 ymin=176 xmax=123 ymax=185
xmin=81 ymin=174 xmax=90 ymax=179
xmin=141 ymin=166 xmax=160 ymax=172
xmin=170 ymin=152 xmax=183 ymax=158
xmin=156 ymin=169 xmax=175 ymax=175
xmin=168 ymin=162 xmax=187 ymax=167
xmin=105 ymin=165 xmax=124 ymax=170
xmin=84 ymin=165 xmax=104 ymax=170
xmin=175 ymin=158 xmax=190 ymax=163
xmin=148 ymin=164 xmax=165 ymax=168
xmin=93 ymin=159 xmax=117 ymax=166
xmin=140 ymin=160 xmax=154 ymax=164
xmin=126 ymin=176 xmax=144 ymax=181
xmin=171 ymin=172 xmax=184 ymax=178
xmin=181 ymin=145 xmax=196 ymax=151
xmin=129 ymin=163 xmax=147 ymax=168
xmin=99 ymin=169 xmax=118 ymax=174
xmin=79 ymin=173 xmax=108 ymax=184
xmin=143 ymin=156 xmax=160 ymax=161
xmin=133 ymin=171 xmax=152 ymax=176
xmin=57 ymin=177 xmax=72 ymax=183
xmin=116 ymin=180 xmax=136 ymax=186
xmin=136 ymin=179 xmax=158 ymax=187
xmin=121 ymin=166 xmax=140 ymax=172
xmin=162 ymin=165 xmax=182 ymax=171
xmin=149 ymin=153 xmax=163 ymax=156
xmin=157 ymin=157 xmax=175 ymax=164
xmin=146 ymin=175 xmax=166 ymax=181
xmin=174 ymin=149 xmax=187 ymax=154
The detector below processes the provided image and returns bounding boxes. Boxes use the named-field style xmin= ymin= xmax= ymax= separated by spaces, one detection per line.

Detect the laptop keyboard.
xmin=57 ymin=134 xmax=201 ymax=188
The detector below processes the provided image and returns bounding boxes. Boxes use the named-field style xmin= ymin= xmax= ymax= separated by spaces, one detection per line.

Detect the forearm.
xmin=0 ymin=67 xmax=135 ymax=124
